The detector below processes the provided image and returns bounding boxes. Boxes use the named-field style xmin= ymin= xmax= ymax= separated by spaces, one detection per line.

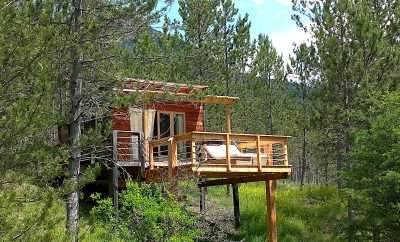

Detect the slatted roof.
xmin=120 ymin=79 xmax=239 ymax=106
xmin=123 ymin=78 xmax=208 ymax=94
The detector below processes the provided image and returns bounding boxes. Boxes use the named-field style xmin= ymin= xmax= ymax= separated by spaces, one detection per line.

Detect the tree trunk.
xmin=300 ymin=127 xmax=306 ymax=188
xmin=67 ymin=1 xmax=83 ymax=241
xmin=267 ymin=74 xmax=273 ymax=134
xmin=335 ymin=140 xmax=344 ymax=189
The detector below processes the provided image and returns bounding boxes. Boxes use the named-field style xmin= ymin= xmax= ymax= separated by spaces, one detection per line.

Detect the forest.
xmin=0 ymin=0 xmax=399 ymax=241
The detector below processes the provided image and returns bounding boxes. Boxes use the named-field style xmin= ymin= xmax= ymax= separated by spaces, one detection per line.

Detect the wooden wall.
xmin=112 ymin=108 xmax=131 ymax=131
xmin=148 ymin=102 xmax=204 ymax=132
xmin=112 ymin=102 xmax=204 ymax=133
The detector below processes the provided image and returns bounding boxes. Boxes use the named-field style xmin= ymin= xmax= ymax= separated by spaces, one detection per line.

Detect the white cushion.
xmin=205 ymin=145 xmax=242 ymax=159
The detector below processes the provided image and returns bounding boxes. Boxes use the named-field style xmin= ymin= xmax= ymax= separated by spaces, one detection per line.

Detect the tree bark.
xmin=267 ymin=74 xmax=273 ymax=134
xmin=67 ymin=0 xmax=83 ymax=241
xmin=300 ymin=127 xmax=306 ymax=188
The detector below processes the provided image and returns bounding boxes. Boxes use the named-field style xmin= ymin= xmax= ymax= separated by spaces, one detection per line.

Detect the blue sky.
xmin=159 ymin=0 xmax=309 ymax=61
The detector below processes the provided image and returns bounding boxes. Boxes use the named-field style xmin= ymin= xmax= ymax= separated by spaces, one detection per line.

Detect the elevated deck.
xmin=113 ymin=131 xmax=291 ymax=182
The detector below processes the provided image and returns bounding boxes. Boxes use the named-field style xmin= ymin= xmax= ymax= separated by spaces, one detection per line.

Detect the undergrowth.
xmin=207 ymin=183 xmax=344 ymax=242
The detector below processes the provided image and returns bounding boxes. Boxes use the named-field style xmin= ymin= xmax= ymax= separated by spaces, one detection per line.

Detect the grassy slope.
xmin=206 ymin=183 xmax=344 ymax=242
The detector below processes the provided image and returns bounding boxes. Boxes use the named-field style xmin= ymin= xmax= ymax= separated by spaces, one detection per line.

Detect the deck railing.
xmin=148 ymin=132 xmax=290 ymax=179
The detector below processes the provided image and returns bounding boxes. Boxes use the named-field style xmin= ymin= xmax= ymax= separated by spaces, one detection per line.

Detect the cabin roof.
xmin=123 ymin=78 xmax=208 ymax=94
xmin=121 ymin=78 xmax=239 ymax=106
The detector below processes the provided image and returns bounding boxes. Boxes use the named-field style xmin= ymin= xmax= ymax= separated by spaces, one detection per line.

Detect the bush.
xmin=90 ymin=182 xmax=200 ymax=242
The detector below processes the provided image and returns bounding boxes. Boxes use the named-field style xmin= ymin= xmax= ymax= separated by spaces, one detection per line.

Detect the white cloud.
xmin=273 ymin=0 xmax=293 ymax=6
xmin=253 ymin=0 xmax=265 ymax=5
xmin=269 ymin=27 xmax=311 ymax=63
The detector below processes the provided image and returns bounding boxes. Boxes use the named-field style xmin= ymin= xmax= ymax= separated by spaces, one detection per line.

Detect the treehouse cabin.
xmin=112 ymin=79 xmax=291 ymax=182
xmin=111 ymin=79 xmax=291 ymax=242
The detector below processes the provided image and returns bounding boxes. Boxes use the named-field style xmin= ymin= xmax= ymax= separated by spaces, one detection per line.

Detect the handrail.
xmin=147 ymin=131 xmax=290 ymax=176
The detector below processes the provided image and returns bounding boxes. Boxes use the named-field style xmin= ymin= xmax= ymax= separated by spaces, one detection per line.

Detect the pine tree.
xmin=251 ymin=34 xmax=287 ymax=134
xmin=1 ymin=1 xmax=161 ymax=240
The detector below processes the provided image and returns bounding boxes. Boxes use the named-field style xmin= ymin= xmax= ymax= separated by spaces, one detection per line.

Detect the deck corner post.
xmin=232 ymin=183 xmax=240 ymax=229
xmin=266 ymin=180 xmax=277 ymax=242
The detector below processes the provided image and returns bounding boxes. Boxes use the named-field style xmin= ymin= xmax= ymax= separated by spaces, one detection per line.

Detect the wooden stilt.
xmin=266 ymin=180 xmax=277 ymax=242
xmin=200 ymin=178 xmax=206 ymax=212
xmin=112 ymin=130 xmax=119 ymax=210
xmin=232 ymin=183 xmax=240 ymax=229
xmin=112 ymin=165 xmax=119 ymax=210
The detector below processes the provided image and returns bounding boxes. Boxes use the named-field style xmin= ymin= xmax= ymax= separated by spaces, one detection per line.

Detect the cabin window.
xmin=152 ymin=111 xmax=185 ymax=160
xmin=152 ymin=111 xmax=185 ymax=139
xmin=174 ymin=113 xmax=185 ymax=135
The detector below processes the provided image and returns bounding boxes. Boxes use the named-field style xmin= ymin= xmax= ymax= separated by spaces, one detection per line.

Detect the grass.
xmin=5 ymin=181 xmax=344 ymax=241
xmin=206 ymin=183 xmax=345 ymax=242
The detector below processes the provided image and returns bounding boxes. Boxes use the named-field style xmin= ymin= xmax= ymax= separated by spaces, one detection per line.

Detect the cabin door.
xmin=153 ymin=111 xmax=185 ymax=161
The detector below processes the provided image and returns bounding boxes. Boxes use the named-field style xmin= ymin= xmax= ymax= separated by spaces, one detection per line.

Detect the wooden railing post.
xmin=226 ymin=133 xmax=231 ymax=172
xmin=267 ymin=144 xmax=273 ymax=166
xmin=149 ymin=142 xmax=154 ymax=170
xmin=283 ymin=140 xmax=288 ymax=166
xmin=256 ymin=135 xmax=262 ymax=172
xmin=191 ymin=140 xmax=197 ymax=167
xmin=168 ymin=137 xmax=177 ymax=180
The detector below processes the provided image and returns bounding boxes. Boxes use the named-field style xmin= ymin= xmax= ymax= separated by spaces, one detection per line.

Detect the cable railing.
xmin=112 ymin=130 xmax=145 ymax=169
xmin=148 ymin=131 xmax=291 ymax=179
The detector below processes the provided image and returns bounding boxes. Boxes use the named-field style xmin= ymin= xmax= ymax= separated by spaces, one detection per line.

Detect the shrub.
xmin=90 ymin=182 xmax=200 ymax=242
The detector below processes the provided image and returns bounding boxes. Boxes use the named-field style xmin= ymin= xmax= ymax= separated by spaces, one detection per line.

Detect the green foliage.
xmin=0 ymin=181 xmax=68 ymax=242
xmin=341 ymin=92 xmax=400 ymax=241
xmin=90 ymin=182 xmax=200 ymax=242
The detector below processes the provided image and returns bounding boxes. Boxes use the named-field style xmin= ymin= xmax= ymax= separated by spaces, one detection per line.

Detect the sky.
xmin=159 ymin=0 xmax=309 ymax=61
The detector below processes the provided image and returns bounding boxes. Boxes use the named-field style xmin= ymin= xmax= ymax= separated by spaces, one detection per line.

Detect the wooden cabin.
xmin=112 ymin=79 xmax=291 ymax=180
xmin=111 ymin=79 xmax=291 ymax=242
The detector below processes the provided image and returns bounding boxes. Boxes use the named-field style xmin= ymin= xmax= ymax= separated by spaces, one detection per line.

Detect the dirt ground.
xmin=183 ymin=190 xmax=244 ymax=242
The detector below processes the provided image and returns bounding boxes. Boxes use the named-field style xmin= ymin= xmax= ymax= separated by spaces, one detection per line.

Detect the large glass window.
xmin=152 ymin=112 xmax=185 ymax=161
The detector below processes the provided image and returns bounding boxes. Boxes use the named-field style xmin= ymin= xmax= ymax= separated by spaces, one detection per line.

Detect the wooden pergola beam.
xmin=119 ymin=88 xmax=240 ymax=106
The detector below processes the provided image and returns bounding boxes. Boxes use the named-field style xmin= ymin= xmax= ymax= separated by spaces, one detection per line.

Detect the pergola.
xmin=118 ymin=78 xmax=239 ymax=130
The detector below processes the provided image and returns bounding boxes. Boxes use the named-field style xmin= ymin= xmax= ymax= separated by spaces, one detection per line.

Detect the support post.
xmin=199 ymin=178 xmax=206 ymax=212
xmin=112 ymin=130 xmax=119 ymax=209
xmin=112 ymin=165 xmax=119 ymax=210
xmin=266 ymin=180 xmax=277 ymax=242
xmin=232 ymin=183 xmax=240 ymax=229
